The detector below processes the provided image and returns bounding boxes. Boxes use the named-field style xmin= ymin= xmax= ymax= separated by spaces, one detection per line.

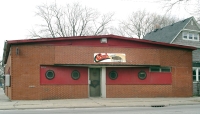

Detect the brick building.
xmin=2 ymin=35 xmax=195 ymax=100
xmin=144 ymin=17 xmax=200 ymax=95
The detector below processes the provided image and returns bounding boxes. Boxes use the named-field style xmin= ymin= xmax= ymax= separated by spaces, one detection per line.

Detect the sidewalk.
xmin=0 ymin=88 xmax=200 ymax=110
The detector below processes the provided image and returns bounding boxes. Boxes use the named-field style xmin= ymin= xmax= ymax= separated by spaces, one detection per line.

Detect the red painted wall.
xmin=40 ymin=66 xmax=88 ymax=85
xmin=106 ymin=67 xmax=172 ymax=85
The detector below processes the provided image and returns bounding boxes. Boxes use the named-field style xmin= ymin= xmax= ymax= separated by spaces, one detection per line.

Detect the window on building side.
xmin=150 ymin=67 xmax=160 ymax=72
xmin=192 ymin=69 xmax=200 ymax=82
xmin=45 ymin=70 xmax=55 ymax=80
xmin=109 ymin=71 xmax=118 ymax=80
xmin=182 ymin=32 xmax=199 ymax=41
xmin=161 ymin=67 xmax=171 ymax=72
xmin=71 ymin=70 xmax=80 ymax=80
xmin=138 ymin=71 xmax=147 ymax=80
xmin=194 ymin=34 xmax=198 ymax=40
xmin=198 ymin=70 xmax=200 ymax=82
xmin=193 ymin=69 xmax=196 ymax=81
xmin=183 ymin=32 xmax=188 ymax=39
xmin=189 ymin=33 xmax=193 ymax=39
xmin=150 ymin=67 xmax=171 ymax=72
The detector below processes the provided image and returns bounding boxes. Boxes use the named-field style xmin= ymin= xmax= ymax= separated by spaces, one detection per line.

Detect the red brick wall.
xmin=107 ymin=85 xmax=173 ymax=98
xmin=10 ymin=45 xmax=89 ymax=100
xmin=9 ymin=44 xmax=192 ymax=99
xmin=55 ymin=46 xmax=160 ymax=65
xmin=160 ymin=49 xmax=193 ymax=97
xmin=107 ymin=49 xmax=192 ymax=98
xmin=10 ymin=45 xmax=54 ymax=100
xmin=39 ymin=85 xmax=88 ymax=100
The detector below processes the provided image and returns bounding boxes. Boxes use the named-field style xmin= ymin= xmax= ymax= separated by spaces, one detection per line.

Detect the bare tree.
xmin=115 ymin=10 xmax=178 ymax=38
xmin=161 ymin=0 xmax=200 ymax=22
xmin=188 ymin=0 xmax=200 ymax=22
xmin=0 ymin=61 xmax=4 ymax=87
xmin=151 ymin=14 xmax=178 ymax=29
xmin=30 ymin=2 xmax=114 ymax=38
xmin=0 ymin=61 xmax=4 ymax=77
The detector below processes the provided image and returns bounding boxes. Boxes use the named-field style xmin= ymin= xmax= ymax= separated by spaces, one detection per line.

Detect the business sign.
xmin=94 ymin=53 xmax=126 ymax=63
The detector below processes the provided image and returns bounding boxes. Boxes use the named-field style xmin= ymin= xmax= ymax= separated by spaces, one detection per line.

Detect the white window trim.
xmin=193 ymin=68 xmax=200 ymax=82
xmin=182 ymin=32 xmax=199 ymax=41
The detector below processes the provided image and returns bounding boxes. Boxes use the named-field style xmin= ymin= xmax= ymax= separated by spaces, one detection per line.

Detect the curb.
xmin=1 ymin=103 xmax=200 ymax=110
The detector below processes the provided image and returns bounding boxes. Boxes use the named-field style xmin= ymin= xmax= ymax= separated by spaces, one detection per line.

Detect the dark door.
xmin=89 ymin=68 xmax=101 ymax=97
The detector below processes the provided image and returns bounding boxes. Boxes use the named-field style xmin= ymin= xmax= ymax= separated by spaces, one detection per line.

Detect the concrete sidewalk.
xmin=1 ymin=88 xmax=200 ymax=110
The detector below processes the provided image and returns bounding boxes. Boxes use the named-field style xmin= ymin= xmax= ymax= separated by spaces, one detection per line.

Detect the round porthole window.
xmin=45 ymin=70 xmax=55 ymax=80
xmin=109 ymin=71 xmax=118 ymax=80
xmin=138 ymin=71 xmax=147 ymax=80
xmin=71 ymin=70 xmax=80 ymax=80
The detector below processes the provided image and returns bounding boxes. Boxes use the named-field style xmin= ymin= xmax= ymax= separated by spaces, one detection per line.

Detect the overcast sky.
xmin=0 ymin=0 xmax=195 ymax=58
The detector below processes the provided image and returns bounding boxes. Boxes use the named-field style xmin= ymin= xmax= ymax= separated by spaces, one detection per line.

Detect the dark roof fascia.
xmin=6 ymin=35 xmax=117 ymax=44
xmin=3 ymin=35 xmax=196 ymax=65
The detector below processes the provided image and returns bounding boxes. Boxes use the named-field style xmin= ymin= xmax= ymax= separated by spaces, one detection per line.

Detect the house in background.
xmin=144 ymin=16 xmax=200 ymax=96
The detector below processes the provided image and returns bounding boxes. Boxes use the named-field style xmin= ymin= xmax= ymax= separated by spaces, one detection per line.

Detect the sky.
xmin=0 ymin=0 xmax=195 ymax=58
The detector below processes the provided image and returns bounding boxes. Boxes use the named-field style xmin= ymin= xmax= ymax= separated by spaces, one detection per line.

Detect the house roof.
xmin=143 ymin=17 xmax=193 ymax=43
xmin=2 ymin=34 xmax=196 ymax=65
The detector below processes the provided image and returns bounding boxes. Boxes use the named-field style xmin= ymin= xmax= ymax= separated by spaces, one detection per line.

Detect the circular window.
xmin=138 ymin=71 xmax=147 ymax=80
xmin=45 ymin=70 xmax=55 ymax=80
xmin=109 ymin=71 xmax=118 ymax=80
xmin=71 ymin=70 xmax=80 ymax=80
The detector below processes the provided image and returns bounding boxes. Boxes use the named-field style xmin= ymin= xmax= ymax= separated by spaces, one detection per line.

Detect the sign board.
xmin=94 ymin=53 xmax=126 ymax=63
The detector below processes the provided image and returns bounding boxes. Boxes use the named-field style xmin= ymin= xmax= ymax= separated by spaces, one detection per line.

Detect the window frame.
xmin=193 ymin=69 xmax=197 ymax=82
xmin=194 ymin=33 xmax=198 ymax=40
xmin=45 ymin=70 xmax=55 ymax=80
xmin=138 ymin=71 xmax=147 ymax=80
xmin=150 ymin=67 xmax=171 ymax=72
xmin=71 ymin=70 xmax=80 ymax=80
xmin=182 ymin=32 xmax=199 ymax=41
xmin=109 ymin=71 xmax=118 ymax=80
xmin=189 ymin=33 xmax=193 ymax=39
xmin=183 ymin=32 xmax=188 ymax=39
xmin=161 ymin=67 xmax=171 ymax=72
xmin=193 ymin=68 xmax=200 ymax=82
xmin=150 ymin=67 xmax=160 ymax=72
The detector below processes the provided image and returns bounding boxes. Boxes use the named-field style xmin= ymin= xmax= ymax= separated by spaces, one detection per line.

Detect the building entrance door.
xmin=89 ymin=68 xmax=101 ymax=97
